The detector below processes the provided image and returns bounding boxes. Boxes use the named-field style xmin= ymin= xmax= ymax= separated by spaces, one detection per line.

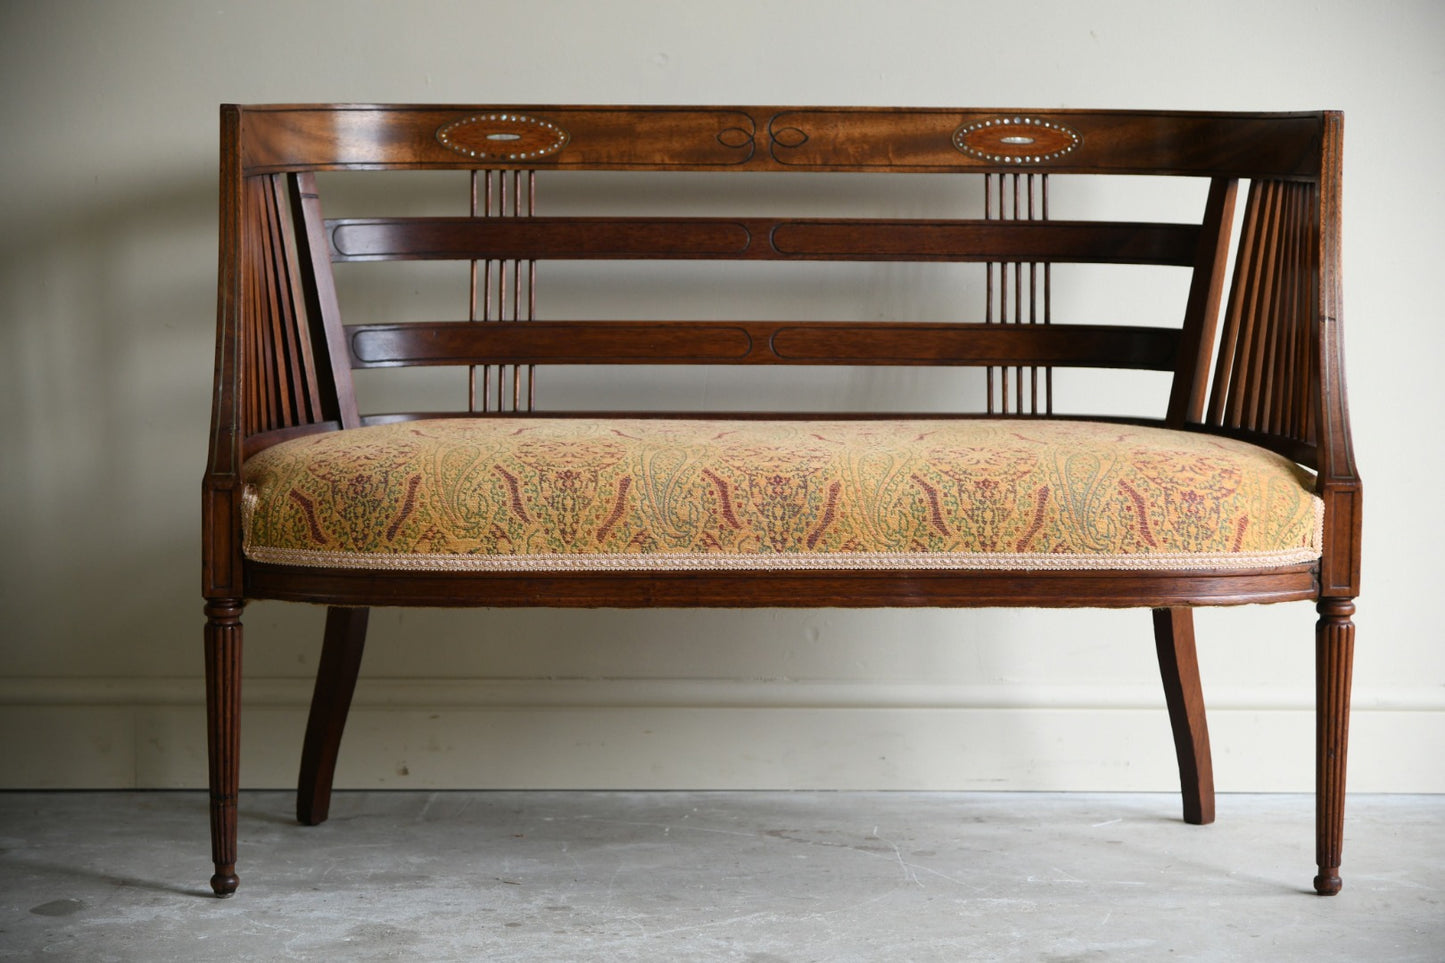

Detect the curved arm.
xmin=1314 ymin=111 xmax=1362 ymax=598
xmin=203 ymin=105 xmax=247 ymax=599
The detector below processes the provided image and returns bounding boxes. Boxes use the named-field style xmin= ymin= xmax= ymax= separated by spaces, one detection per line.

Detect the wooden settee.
xmin=203 ymin=104 xmax=1362 ymax=897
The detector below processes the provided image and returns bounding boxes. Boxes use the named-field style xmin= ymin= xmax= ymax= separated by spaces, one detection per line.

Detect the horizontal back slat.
xmin=328 ymin=216 xmax=1199 ymax=265
xmin=346 ymin=320 xmax=1181 ymax=370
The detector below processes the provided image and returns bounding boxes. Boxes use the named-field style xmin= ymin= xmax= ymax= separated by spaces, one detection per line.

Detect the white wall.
xmin=1 ymin=0 xmax=1441 ymax=793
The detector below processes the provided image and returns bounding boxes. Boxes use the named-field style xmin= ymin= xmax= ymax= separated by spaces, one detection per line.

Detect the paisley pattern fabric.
xmin=241 ymin=418 xmax=1323 ymax=572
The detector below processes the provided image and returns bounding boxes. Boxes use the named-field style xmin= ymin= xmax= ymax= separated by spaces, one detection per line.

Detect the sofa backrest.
xmin=215 ymin=105 xmax=1345 ymax=479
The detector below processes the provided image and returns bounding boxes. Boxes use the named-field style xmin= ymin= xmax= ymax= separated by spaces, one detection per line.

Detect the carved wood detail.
xmin=1314 ymin=598 xmax=1356 ymax=896
xmin=204 ymin=598 xmax=244 ymax=898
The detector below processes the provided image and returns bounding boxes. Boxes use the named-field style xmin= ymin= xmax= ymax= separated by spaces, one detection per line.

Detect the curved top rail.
xmin=232 ymin=104 xmax=1329 ymax=180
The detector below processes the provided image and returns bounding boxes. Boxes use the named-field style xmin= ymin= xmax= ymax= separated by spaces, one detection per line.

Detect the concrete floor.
xmin=0 ymin=792 xmax=1440 ymax=961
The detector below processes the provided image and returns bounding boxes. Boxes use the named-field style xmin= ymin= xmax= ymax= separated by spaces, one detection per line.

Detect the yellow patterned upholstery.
xmin=241 ymin=418 xmax=1322 ymax=572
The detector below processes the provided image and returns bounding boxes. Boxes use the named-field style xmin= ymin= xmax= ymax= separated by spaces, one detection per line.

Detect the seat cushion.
xmin=241 ymin=418 xmax=1323 ymax=572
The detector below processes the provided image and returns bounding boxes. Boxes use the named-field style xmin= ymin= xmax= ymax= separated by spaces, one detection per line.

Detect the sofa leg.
xmin=1314 ymin=597 xmax=1356 ymax=896
xmin=1152 ymin=607 xmax=1215 ymax=825
xmin=204 ymin=598 xmax=245 ymax=897
xmin=297 ymin=606 xmax=370 ymax=826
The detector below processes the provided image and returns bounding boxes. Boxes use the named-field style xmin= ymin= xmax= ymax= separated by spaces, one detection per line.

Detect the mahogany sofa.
xmin=203 ymin=104 xmax=1362 ymax=896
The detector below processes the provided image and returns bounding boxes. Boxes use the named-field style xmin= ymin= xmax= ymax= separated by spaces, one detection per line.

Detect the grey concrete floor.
xmin=0 ymin=792 xmax=1440 ymax=961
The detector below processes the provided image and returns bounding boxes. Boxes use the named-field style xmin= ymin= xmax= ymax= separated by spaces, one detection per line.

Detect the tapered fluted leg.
xmin=297 ymin=606 xmax=370 ymax=826
xmin=205 ymin=598 xmax=245 ymax=897
xmin=1152 ymin=607 xmax=1215 ymax=825
xmin=1314 ymin=597 xmax=1356 ymax=896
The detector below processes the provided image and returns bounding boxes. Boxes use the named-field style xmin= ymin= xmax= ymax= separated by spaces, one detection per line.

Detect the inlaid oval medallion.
xmin=437 ymin=113 xmax=570 ymax=161
xmin=953 ymin=117 xmax=1081 ymax=164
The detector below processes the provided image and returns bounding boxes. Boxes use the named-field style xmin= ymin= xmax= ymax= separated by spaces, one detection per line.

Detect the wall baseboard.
xmin=1 ymin=678 xmax=1441 ymax=792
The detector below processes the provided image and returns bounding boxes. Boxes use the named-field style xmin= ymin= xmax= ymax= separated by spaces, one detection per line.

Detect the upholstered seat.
xmin=243 ymin=418 xmax=1322 ymax=573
